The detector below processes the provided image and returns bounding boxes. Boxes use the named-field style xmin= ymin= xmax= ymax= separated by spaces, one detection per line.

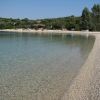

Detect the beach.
xmin=0 ymin=29 xmax=100 ymax=100
xmin=62 ymin=34 xmax=100 ymax=100
xmin=0 ymin=29 xmax=100 ymax=34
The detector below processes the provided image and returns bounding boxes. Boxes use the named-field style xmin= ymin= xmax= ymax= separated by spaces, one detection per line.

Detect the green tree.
xmin=92 ymin=4 xmax=100 ymax=31
xmin=81 ymin=7 xmax=92 ymax=30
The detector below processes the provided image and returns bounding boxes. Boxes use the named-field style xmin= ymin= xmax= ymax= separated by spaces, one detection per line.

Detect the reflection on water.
xmin=0 ymin=32 xmax=95 ymax=100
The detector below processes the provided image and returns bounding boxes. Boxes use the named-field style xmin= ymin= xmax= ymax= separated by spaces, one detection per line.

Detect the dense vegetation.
xmin=0 ymin=4 xmax=100 ymax=31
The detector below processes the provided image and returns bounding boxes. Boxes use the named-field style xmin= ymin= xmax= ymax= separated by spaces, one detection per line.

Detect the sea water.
xmin=0 ymin=32 xmax=95 ymax=100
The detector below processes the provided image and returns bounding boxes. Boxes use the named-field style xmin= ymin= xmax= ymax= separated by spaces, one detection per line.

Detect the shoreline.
xmin=0 ymin=29 xmax=100 ymax=99
xmin=0 ymin=29 xmax=100 ymax=35
xmin=62 ymin=34 xmax=100 ymax=100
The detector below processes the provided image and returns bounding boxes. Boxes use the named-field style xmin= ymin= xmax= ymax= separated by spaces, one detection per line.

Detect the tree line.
xmin=0 ymin=4 xmax=100 ymax=31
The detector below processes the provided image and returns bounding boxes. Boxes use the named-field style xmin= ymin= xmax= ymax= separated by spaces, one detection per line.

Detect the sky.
xmin=0 ymin=0 xmax=100 ymax=19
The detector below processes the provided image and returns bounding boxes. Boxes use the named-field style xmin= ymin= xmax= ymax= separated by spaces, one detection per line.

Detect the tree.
xmin=81 ymin=7 xmax=92 ymax=30
xmin=65 ymin=16 xmax=77 ymax=30
xmin=92 ymin=4 xmax=100 ymax=31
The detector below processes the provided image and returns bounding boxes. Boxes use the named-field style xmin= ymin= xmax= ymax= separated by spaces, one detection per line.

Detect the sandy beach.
xmin=0 ymin=29 xmax=100 ymax=100
xmin=62 ymin=34 xmax=100 ymax=100
xmin=0 ymin=29 xmax=100 ymax=34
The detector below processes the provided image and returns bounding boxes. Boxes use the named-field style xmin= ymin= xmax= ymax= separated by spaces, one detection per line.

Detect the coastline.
xmin=0 ymin=29 xmax=100 ymax=100
xmin=0 ymin=29 xmax=100 ymax=35
xmin=62 ymin=34 xmax=100 ymax=100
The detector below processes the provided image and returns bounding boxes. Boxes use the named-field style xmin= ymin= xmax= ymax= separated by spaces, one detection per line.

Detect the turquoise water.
xmin=0 ymin=32 xmax=95 ymax=100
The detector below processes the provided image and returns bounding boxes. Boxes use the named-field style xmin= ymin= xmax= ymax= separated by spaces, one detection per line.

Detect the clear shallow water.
xmin=0 ymin=32 xmax=95 ymax=100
